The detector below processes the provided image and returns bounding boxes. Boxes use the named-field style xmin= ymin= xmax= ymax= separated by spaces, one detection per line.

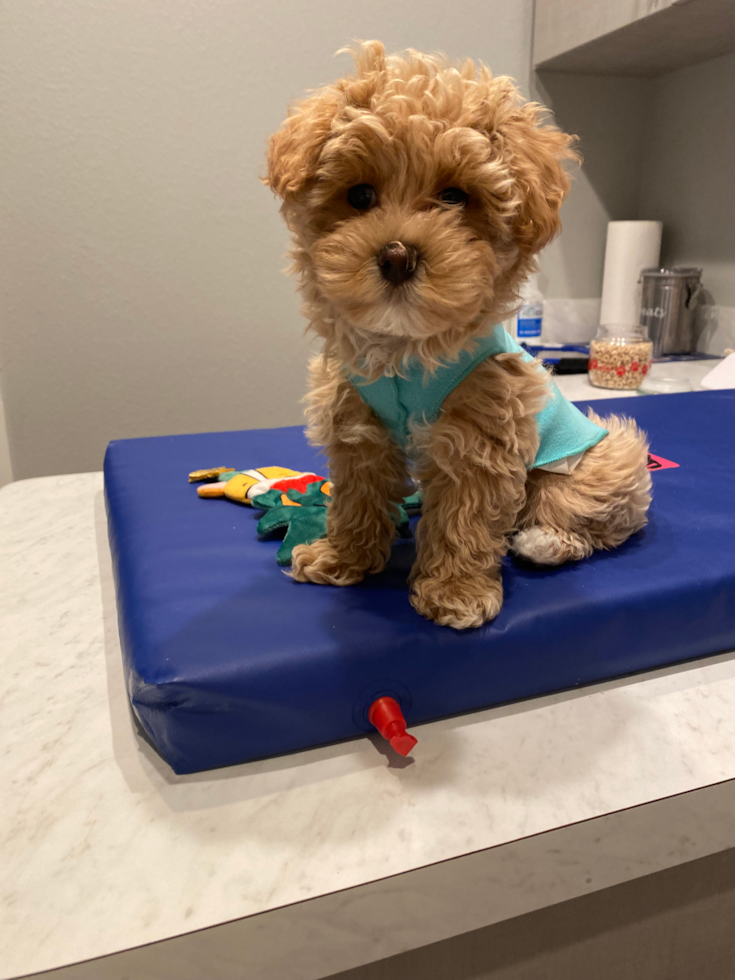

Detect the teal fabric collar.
xmin=347 ymin=325 xmax=608 ymax=469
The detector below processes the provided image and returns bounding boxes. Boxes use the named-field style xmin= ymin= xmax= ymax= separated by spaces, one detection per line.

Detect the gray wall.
xmin=639 ymin=50 xmax=735 ymax=308
xmin=2 ymin=2 xmax=732 ymax=482
xmin=535 ymin=73 xmax=652 ymax=299
xmin=0 ymin=0 xmax=534 ymax=481
xmin=537 ymin=50 xmax=735 ymax=309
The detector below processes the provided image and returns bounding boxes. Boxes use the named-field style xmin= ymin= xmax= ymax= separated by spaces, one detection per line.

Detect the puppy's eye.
xmin=347 ymin=184 xmax=378 ymax=211
xmin=438 ymin=187 xmax=469 ymax=207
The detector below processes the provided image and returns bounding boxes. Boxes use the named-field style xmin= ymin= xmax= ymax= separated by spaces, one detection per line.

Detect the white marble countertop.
xmin=549 ymin=355 xmax=718 ymax=401
xmin=2 ymin=364 xmax=734 ymax=980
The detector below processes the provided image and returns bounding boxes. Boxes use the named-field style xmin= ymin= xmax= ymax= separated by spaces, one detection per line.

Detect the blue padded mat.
xmin=105 ymin=391 xmax=735 ymax=774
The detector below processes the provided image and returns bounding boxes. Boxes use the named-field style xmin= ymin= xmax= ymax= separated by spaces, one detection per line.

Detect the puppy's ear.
xmin=265 ymin=42 xmax=386 ymax=201
xmin=265 ymin=91 xmax=341 ymax=201
xmin=499 ymin=103 xmax=579 ymax=257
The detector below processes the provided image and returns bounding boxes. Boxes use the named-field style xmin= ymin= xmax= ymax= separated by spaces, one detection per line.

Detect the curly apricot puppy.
xmin=265 ymin=41 xmax=651 ymax=629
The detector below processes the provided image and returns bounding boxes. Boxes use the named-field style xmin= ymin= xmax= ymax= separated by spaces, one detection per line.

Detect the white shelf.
xmin=534 ymin=0 xmax=735 ymax=76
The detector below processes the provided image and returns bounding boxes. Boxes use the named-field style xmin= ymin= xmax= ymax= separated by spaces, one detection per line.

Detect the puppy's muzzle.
xmin=377 ymin=241 xmax=419 ymax=285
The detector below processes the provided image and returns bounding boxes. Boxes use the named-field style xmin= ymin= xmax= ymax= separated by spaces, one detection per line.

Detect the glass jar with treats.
xmin=588 ymin=325 xmax=653 ymax=390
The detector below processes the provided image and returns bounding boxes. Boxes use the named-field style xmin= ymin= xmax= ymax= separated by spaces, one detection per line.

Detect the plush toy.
xmin=189 ymin=465 xmax=421 ymax=566
xmin=188 ymin=465 xmax=323 ymax=502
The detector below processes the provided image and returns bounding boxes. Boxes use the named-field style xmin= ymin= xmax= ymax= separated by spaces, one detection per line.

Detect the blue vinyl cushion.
xmin=104 ymin=391 xmax=735 ymax=774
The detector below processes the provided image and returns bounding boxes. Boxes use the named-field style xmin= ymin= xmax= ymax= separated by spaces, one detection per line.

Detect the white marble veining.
xmin=15 ymin=780 xmax=735 ymax=980
xmin=1 ymin=396 xmax=735 ymax=978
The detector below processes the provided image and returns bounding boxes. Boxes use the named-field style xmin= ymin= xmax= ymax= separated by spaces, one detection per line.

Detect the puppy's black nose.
xmin=377 ymin=241 xmax=419 ymax=285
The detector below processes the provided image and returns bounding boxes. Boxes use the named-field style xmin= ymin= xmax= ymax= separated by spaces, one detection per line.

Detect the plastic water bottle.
xmin=515 ymin=275 xmax=544 ymax=341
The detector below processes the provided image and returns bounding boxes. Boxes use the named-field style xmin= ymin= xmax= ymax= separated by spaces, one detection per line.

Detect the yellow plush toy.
xmin=188 ymin=465 xmax=420 ymax=566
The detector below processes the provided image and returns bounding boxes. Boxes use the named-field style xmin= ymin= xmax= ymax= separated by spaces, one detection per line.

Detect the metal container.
xmin=639 ymin=267 xmax=702 ymax=356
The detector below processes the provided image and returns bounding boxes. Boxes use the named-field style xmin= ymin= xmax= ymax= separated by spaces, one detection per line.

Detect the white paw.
xmin=511 ymin=528 xmax=571 ymax=566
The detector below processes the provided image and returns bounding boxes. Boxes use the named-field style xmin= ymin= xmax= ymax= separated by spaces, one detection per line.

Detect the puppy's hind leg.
xmin=512 ymin=411 xmax=652 ymax=566
xmin=511 ymin=525 xmax=593 ymax=565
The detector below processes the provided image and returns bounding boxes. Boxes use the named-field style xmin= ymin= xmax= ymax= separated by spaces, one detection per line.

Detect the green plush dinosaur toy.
xmin=188 ymin=465 xmax=421 ymax=566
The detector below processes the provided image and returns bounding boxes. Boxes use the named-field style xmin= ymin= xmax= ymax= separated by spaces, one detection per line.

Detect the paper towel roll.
xmin=599 ymin=221 xmax=662 ymax=326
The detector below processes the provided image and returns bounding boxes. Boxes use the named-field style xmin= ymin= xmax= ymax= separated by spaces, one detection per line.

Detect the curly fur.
xmin=513 ymin=409 xmax=652 ymax=564
xmin=266 ymin=41 xmax=652 ymax=629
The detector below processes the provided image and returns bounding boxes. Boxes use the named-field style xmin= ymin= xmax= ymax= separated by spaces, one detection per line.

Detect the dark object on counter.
xmin=522 ymin=343 xmax=590 ymax=373
xmin=640 ymin=267 xmax=702 ymax=357
xmin=552 ymin=358 xmax=591 ymax=375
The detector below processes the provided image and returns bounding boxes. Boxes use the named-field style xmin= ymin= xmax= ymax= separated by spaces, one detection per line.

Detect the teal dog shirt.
xmin=348 ymin=325 xmax=608 ymax=470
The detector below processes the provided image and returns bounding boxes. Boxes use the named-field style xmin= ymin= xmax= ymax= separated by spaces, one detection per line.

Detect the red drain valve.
xmin=368 ymin=697 xmax=418 ymax=757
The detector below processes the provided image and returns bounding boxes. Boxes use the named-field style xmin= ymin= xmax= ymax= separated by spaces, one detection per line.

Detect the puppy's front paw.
xmin=410 ymin=574 xmax=503 ymax=629
xmin=290 ymin=539 xmax=366 ymax=586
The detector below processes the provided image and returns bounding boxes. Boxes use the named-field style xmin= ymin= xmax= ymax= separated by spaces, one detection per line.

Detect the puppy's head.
xmin=266 ymin=41 xmax=578 ymax=371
